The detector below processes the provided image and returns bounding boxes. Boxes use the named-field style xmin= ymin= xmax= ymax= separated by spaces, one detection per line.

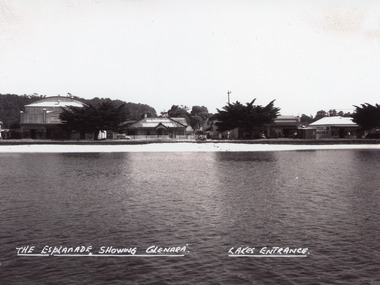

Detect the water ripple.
xmin=0 ymin=150 xmax=379 ymax=284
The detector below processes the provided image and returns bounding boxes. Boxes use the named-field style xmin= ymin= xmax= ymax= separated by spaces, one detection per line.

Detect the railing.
xmin=128 ymin=135 xmax=195 ymax=140
xmin=20 ymin=114 xmax=61 ymax=124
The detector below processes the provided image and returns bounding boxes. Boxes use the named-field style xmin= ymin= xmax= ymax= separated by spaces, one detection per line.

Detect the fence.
xmin=128 ymin=135 xmax=195 ymax=140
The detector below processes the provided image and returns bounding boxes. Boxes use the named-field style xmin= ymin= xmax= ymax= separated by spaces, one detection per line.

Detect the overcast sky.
xmin=1 ymin=0 xmax=380 ymax=116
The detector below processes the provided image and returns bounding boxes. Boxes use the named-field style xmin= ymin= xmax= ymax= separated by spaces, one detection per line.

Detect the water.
xmin=0 ymin=150 xmax=379 ymax=284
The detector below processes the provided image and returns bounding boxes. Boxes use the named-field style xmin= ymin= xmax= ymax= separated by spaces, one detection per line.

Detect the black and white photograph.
xmin=1 ymin=0 xmax=380 ymax=284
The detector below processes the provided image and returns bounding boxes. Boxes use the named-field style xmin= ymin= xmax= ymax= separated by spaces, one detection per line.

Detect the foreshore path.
xmin=1 ymin=138 xmax=380 ymax=145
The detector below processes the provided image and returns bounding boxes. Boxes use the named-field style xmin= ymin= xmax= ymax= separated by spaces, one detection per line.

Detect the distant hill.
xmin=0 ymin=94 xmax=45 ymax=128
xmin=0 ymin=94 xmax=157 ymax=128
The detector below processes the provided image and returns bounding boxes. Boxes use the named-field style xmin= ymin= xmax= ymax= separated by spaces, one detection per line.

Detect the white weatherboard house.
xmin=307 ymin=116 xmax=358 ymax=139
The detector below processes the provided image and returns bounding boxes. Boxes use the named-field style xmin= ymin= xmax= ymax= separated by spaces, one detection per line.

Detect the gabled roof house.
xmin=128 ymin=116 xmax=192 ymax=138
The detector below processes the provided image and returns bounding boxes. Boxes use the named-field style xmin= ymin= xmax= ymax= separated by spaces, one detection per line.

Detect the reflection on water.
xmin=0 ymin=150 xmax=380 ymax=284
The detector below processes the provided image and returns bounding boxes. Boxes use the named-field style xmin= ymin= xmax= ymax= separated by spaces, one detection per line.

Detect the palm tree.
xmin=352 ymin=103 xmax=380 ymax=130
xmin=215 ymin=99 xmax=280 ymax=139
xmin=60 ymin=99 xmax=129 ymax=139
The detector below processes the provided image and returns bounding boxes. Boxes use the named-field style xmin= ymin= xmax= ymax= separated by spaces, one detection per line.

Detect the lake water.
xmin=0 ymin=150 xmax=379 ymax=284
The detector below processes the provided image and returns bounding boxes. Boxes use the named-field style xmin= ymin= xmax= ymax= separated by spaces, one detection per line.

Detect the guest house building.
xmin=20 ymin=96 xmax=84 ymax=139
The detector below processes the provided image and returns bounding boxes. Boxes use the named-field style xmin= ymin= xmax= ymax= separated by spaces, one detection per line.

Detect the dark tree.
xmin=300 ymin=114 xmax=313 ymax=124
xmin=352 ymin=103 xmax=380 ymax=130
xmin=167 ymin=105 xmax=191 ymax=124
xmin=338 ymin=111 xmax=352 ymax=117
xmin=313 ymin=110 xmax=328 ymax=121
xmin=343 ymin=112 xmax=352 ymax=117
xmin=190 ymin=106 xmax=210 ymax=130
xmin=60 ymin=99 xmax=129 ymax=139
xmin=215 ymin=101 xmax=246 ymax=132
xmin=215 ymin=99 xmax=280 ymax=138
xmin=84 ymin=97 xmax=156 ymax=120
xmin=190 ymin=106 xmax=209 ymax=120
xmin=165 ymin=105 xmax=211 ymax=131
xmin=168 ymin=105 xmax=189 ymax=116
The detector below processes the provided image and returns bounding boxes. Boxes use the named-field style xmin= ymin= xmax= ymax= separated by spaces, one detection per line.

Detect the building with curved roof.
xmin=20 ymin=95 xmax=84 ymax=139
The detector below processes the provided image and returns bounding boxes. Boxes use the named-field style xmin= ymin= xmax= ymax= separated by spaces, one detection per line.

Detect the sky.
xmin=1 ymin=0 xmax=380 ymax=116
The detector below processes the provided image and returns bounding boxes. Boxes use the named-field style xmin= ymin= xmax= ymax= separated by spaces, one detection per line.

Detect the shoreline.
xmin=1 ymin=138 xmax=380 ymax=145
xmin=0 ymin=139 xmax=379 ymax=153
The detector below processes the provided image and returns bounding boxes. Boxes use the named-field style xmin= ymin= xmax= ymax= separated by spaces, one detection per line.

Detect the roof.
xmin=276 ymin=115 xmax=299 ymax=120
xmin=169 ymin=117 xmax=188 ymax=126
xmin=25 ymin=96 xmax=84 ymax=108
xmin=309 ymin=116 xmax=358 ymax=127
xmin=129 ymin=117 xmax=188 ymax=129
xmin=272 ymin=115 xmax=300 ymax=127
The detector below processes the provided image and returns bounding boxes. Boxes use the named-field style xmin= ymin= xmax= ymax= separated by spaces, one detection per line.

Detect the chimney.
xmin=43 ymin=108 xmax=47 ymax=123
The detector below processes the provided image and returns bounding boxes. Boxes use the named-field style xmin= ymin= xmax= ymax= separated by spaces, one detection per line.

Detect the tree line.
xmin=1 ymin=93 xmax=380 ymax=139
xmin=0 ymin=94 xmax=156 ymax=128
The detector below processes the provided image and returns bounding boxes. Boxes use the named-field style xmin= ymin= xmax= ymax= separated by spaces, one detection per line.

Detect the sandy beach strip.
xmin=0 ymin=143 xmax=380 ymax=153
